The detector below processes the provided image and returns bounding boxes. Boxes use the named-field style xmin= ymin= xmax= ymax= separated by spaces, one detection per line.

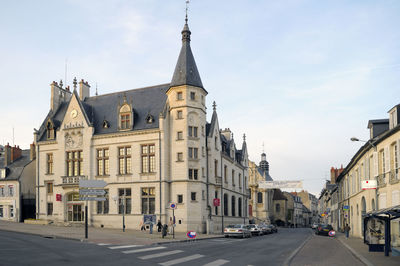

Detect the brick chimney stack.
xmin=4 ymin=143 xmax=22 ymax=166
xmin=79 ymin=79 xmax=90 ymax=101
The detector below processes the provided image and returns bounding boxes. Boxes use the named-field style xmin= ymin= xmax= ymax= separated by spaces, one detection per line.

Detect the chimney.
xmin=11 ymin=145 xmax=22 ymax=162
xmin=4 ymin=143 xmax=11 ymax=166
xmin=221 ymin=128 xmax=231 ymax=140
xmin=79 ymin=79 xmax=90 ymax=101
xmin=30 ymin=143 xmax=36 ymax=161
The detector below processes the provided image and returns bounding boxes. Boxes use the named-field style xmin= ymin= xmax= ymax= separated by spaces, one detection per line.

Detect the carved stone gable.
xmin=65 ymin=130 xmax=83 ymax=149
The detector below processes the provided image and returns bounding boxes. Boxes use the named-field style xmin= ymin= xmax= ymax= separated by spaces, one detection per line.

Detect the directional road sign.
xmin=79 ymin=189 xmax=106 ymax=196
xmin=79 ymin=196 xmax=106 ymax=201
xmin=79 ymin=180 xmax=107 ymax=188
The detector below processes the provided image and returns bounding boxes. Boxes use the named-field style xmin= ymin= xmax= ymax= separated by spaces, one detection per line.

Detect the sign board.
xmin=56 ymin=194 xmax=62 ymax=201
xmin=79 ymin=180 xmax=107 ymax=188
xmin=144 ymin=214 xmax=157 ymax=224
xmin=213 ymin=198 xmax=220 ymax=207
xmin=343 ymin=205 xmax=349 ymax=210
xmin=79 ymin=196 xmax=106 ymax=201
xmin=79 ymin=189 xmax=106 ymax=196
xmin=258 ymin=180 xmax=302 ymax=189
xmin=187 ymin=231 xmax=197 ymax=239
xmin=170 ymin=203 xmax=177 ymax=209
xmin=362 ymin=180 xmax=377 ymax=190
xmin=329 ymin=230 xmax=336 ymax=237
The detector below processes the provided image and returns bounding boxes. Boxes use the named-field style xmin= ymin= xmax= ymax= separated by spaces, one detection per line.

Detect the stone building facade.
xmin=34 ymin=19 xmax=249 ymax=233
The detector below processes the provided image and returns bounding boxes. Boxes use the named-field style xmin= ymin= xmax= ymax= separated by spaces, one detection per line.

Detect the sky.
xmin=1 ymin=0 xmax=400 ymax=196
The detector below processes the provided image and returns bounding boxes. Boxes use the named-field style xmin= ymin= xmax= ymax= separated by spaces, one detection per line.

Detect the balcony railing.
xmin=377 ymin=174 xmax=386 ymax=188
xmin=389 ymin=169 xmax=400 ymax=185
xmin=61 ymin=175 xmax=87 ymax=186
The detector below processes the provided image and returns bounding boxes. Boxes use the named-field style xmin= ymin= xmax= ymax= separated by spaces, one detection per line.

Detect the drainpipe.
xmin=221 ymin=151 xmax=224 ymax=233
xmin=205 ymin=131 xmax=210 ymax=220
xmin=159 ymin=131 xmax=162 ymax=223
xmin=36 ymin=140 xmax=40 ymax=219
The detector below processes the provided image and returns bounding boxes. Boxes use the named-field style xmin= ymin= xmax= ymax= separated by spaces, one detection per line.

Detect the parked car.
xmin=311 ymin=223 xmax=320 ymax=230
xmin=259 ymin=224 xmax=272 ymax=235
xmin=224 ymin=224 xmax=252 ymax=238
xmin=248 ymin=224 xmax=262 ymax=236
xmin=268 ymin=224 xmax=278 ymax=233
xmin=315 ymin=224 xmax=334 ymax=236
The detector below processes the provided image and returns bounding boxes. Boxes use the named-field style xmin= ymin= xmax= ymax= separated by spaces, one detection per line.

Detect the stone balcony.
xmin=61 ymin=176 xmax=87 ymax=186
xmin=215 ymin=176 xmax=222 ymax=185
xmin=377 ymin=174 xmax=386 ymax=188
xmin=389 ymin=170 xmax=400 ymax=185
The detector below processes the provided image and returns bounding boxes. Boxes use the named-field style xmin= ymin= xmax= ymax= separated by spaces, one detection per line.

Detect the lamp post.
xmin=350 ymin=137 xmax=378 ymax=211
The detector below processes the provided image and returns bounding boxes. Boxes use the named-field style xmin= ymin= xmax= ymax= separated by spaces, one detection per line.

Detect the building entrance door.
xmin=67 ymin=193 xmax=84 ymax=222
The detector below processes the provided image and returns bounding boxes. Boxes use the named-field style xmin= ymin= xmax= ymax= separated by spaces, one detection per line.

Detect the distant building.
xmin=297 ymin=190 xmax=319 ymax=224
xmin=0 ymin=144 xmax=36 ymax=222
xmin=248 ymin=152 xmax=274 ymax=224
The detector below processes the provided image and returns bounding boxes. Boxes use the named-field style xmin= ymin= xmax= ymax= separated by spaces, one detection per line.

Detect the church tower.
xmin=166 ymin=16 xmax=208 ymax=231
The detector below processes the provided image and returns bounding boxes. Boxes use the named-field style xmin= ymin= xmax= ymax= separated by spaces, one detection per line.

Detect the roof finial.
xmin=73 ymin=77 xmax=77 ymax=90
xmin=243 ymin=133 xmax=246 ymax=142
xmin=95 ymin=82 xmax=98 ymax=96
xmin=212 ymin=101 xmax=216 ymax=111
xmin=185 ymin=0 xmax=189 ymax=24
xmin=59 ymin=79 xmax=63 ymax=88
xmin=262 ymin=142 xmax=265 ymax=153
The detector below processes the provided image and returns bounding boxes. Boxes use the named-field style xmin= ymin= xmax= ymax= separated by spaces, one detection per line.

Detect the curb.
xmin=283 ymin=232 xmax=313 ymax=266
xmin=337 ymin=237 xmax=375 ymax=266
xmin=0 ymin=228 xmax=83 ymax=243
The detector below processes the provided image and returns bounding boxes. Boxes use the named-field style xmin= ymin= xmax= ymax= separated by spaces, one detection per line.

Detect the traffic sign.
xmin=170 ymin=203 xmax=177 ymax=209
xmin=79 ymin=189 xmax=106 ymax=196
xmin=79 ymin=196 xmax=106 ymax=201
xmin=187 ymin=231 xmax=197 ymax=239
xmin=213 ymin=198 xmax=220 ymax=206
xmin=79 ymin=180 xmax=107 ymax=188
xmin=328 ymin=230 xmax=336 ymax=237
xmin=343 ymin=205 xmax=349 ymax=210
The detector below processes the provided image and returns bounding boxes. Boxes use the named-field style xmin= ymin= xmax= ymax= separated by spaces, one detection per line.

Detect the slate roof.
xmin=169 ymin=22 xmax=204 ymax=90
xmin=0 ymin=150 xmax=32 ymax=180
xmin=273 ymin=189 xmax=287 ymax=201
xmin=38 ymin=84 xmax=169 ymax=141
xmin=258 ymin=168 xmax=273 ymax=181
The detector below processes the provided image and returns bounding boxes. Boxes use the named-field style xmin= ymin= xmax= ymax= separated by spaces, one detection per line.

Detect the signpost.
xmin=187 ymin=231 xmax=197 ymax=239
xmin=169 ymin=203 xmax=177 ymax=239
xmin=258 ymin=180 xmax=303 ymax=189
xmin=79 ymin=180 xmax=107 ymax=239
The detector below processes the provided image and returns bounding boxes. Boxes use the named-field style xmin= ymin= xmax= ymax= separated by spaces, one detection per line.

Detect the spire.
xmin=169 ymin=11 xmax=204 ymax=89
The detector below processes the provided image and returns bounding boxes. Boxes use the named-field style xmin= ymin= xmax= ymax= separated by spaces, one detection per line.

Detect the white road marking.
xmin=97 ymin=243 xmax=112 ymax=246
xmin=122 ymin=246 xmax=166 ymax=254
xmin=139 ymin=250 xmax=183 ymax=260
xmin=109 ymin=245 xmax=144 ymax=249
xmin=159 ymin=254 xmax=205 ymax=266
xmin=203 ymin=259 xmax=230 ymax=266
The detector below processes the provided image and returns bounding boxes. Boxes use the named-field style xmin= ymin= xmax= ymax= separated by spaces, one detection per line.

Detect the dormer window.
xmin=47 ymin=121 xmax=55 ymax=139
xmin=102 ymin=120 xmax=110 ymax=129
xmin=389 ymin=109 xmax=397 ymax=129
xmin=119 ymin=104 xmax=132 ymax=130
xmin=146 ymin=114 xmax=154 ymax=124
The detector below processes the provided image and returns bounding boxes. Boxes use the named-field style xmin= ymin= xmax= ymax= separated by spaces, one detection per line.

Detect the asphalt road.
xmin=0 ymin=228 xmax=360 ymax=266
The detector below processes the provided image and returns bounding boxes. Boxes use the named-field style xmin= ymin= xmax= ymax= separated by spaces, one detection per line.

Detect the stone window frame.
xmin=141 ymin=187 xmax=156 ymax=214
xmin=118 ymin=146 xmax=132 ymax=175
xmin=46 ymin=153 xmax=53 ymax=174
xmin=118 ymin=188 xmax=132 ymax=214
xmin=97 ymin=148 xmax=110 ymax=176
xmin=97 ymin=189 xmax=109 ymax=214
xmin=66 ymin=150 xmax=83 ymax=177
xmin=141 ymin=144 xmax=156 ymax=173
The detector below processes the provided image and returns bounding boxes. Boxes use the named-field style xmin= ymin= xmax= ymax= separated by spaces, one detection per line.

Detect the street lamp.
xmin=350 ymin=136 xmax=378 ymax=211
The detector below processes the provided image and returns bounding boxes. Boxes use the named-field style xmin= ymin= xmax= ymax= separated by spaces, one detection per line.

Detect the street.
xmin=0 ymin=228 xmax=366 ymax=266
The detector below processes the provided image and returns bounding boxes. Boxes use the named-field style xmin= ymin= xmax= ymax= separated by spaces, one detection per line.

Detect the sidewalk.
xmin=0 ymin=220 xmax=223 ymax=245
xmin=336 ymin=232 xmax=400 ymax=266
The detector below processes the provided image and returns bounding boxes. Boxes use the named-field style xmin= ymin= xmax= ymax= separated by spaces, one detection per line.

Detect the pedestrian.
xmin=162 ymin=224 xmax=168 ymax=238
xmin=344 ymin=223 xmax=351 ymax=238
xmin=140 ymin=219 xmax=146 ymax=231
xmin=157 ymin=220 xmax=162 ymax=233
xmin=149 ymin=222 xmax=153 ymax=234
xmin=168 ymin=217 xmax=174 ymax=235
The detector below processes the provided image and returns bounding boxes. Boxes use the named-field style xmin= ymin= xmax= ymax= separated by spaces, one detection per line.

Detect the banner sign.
xmin=362 ymin=180 xmax=377 ymax=190
xmin=144 ymin=214 xmax=157 ymax=224
xmin=258 ymin=180 xmax=302 ymax=189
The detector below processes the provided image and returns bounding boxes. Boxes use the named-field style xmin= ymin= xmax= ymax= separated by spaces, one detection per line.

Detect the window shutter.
xmin=385 ymin=146 xmax=390 ymax=173
xmin=373 ymin=152 xmax=378 ymax=177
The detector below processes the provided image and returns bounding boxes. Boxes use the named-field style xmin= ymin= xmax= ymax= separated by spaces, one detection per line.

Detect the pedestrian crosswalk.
xmin=96 ymin=242 xmax=230 ymax=265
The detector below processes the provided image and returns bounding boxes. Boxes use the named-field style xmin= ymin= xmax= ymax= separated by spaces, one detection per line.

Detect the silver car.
xmin=224 ymin=224 xmax=252 ymax=238
xmin=248 ymin=224 xmax=262 ymax=236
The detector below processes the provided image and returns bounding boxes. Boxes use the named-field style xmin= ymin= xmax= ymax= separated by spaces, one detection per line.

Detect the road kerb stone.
xmin=283 ymin=232 xmax=313 ymax=266
xmin=337 ymin=237 xmax=375 ymax=266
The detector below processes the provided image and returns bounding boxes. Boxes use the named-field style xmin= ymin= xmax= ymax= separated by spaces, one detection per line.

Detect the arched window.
xmin=238 ymin=198 xmax=242 ymax=217
xmin=257 ymin=192 xmax=263 ymax=203
xmin=231 ymin=196 xmax=236 ymax=216
xmin=119 ymin=104 xmax=132 ymax=130
xmin=223 ymin=193 xmax=228 ymax=216
xmin=276 ymin=203 xmax=280 ymax=213
xmin=47 ymin=121 xmax=55 ymax=139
